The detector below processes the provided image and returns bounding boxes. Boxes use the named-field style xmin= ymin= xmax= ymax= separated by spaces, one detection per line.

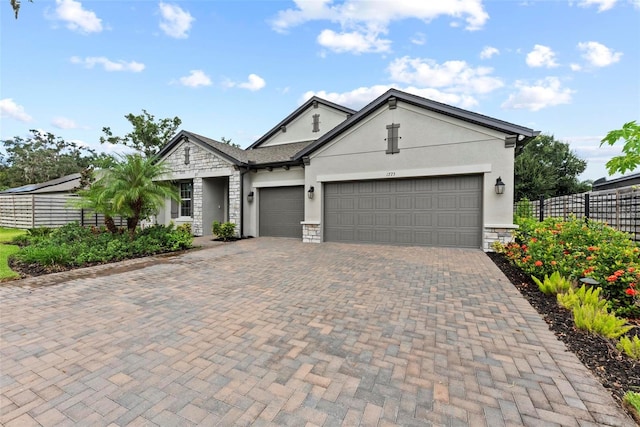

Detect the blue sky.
xmin=1 ymin=0 xmax=638 ymax=181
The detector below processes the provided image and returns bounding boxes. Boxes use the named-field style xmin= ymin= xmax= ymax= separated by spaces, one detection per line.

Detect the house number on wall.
xmin=386 ymin=172 xmax=396 ymax=177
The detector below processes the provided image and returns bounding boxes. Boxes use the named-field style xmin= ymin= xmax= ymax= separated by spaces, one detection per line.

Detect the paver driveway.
xmin=0 ymin=238 xmax=634 ymax=427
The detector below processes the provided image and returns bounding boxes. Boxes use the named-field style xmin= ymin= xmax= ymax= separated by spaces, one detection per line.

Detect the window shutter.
xmin=312 ymin=114 xmax=320 ymax=133
xmin=386 ymin=123 xmax=400 ymax=154
xmin=171 ymin=198 xmax=179 ymax=218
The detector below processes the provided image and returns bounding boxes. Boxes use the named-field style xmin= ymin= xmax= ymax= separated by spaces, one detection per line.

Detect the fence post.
xmin=81 ymin=208 xmax=84 ymax=227
xmin=584 ymin=193 xmax=590 ymax=223
xmin=539 ymin=195 xmax=545 ymax=222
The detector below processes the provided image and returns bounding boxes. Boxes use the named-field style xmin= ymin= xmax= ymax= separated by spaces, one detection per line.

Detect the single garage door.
xmin=259 ymin=186 xmax=304 ymax=238
xmin=324 ymin=175 xmax=482 ymax=248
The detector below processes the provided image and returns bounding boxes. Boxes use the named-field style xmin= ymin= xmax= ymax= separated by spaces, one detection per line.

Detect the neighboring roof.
xmin=294 ymin=88 xmax=540 ymax=159
xmin=0 ymin=173 xmax=81 ymax=194
xmin=592 ymin=172 xmax=640 ymax=191
xmin=246 ymin=96 xmax=356 ymax=149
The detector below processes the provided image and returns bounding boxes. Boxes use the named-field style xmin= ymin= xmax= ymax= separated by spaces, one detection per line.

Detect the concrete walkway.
xmin=0 ymin=238 xmax=634 ymax=426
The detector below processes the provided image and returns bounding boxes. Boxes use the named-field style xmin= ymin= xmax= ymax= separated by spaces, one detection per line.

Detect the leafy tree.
xmin=515 ymin=134 xmax=591 ymax=201
xmin=221 ymin=137 xmax=241 ymax=148
xmin=10 ymin=0 xmax=31 ymax=19
xmin=101 ymin=110 xmax=181 ymax=158
xmin=90 ymin=154 xmax=179 ymax=237
xmin=1 ymin=130 xmax=97 ymax=189
xmin=600 ymin=121 xmax=640 ymax=175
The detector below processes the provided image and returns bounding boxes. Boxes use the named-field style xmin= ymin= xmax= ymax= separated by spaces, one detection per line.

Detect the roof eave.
xmin=247 ymin=96 xmax=356 ymax=150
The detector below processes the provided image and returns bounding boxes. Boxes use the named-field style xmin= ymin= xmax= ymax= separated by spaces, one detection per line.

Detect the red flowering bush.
xmin=500 ymin=216 xmax=640 ymax=318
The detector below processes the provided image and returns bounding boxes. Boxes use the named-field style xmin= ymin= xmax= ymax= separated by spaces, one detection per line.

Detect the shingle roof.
xmin=184 ymin=131 xmax=313 ymax=165
xmin=0 ymin=173 xmax=82 ymax=194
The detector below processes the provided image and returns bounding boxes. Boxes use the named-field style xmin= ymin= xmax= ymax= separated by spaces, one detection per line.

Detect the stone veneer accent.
xmin=483 ymin=226 xmax=516 ymax=252
xmin=228 ymin=171 xmax=241 ymax=235
xmin=302 ymin=223 xmax=321 ymax=243
xmin=161 ymin=140 xmax=239 ymax=237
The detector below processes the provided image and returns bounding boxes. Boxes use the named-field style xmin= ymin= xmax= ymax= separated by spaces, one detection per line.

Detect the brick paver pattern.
xmin=0 ymin=238 xmax=634 ymax=426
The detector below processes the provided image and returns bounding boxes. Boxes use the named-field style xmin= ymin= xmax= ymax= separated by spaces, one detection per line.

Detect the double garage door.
xmin=324 ymin=175 xmax=482 ymax=248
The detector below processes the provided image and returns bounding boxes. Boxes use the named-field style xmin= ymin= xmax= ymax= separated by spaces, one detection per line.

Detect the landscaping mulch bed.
xmin=487 ymin=252 xmax=640 ymax=409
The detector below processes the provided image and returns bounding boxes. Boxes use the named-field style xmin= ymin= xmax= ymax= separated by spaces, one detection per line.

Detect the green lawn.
xmin=0 ymin=228 xmax=26 ymax=280
xmin=0 ymin=227 xmax=26 ymax=243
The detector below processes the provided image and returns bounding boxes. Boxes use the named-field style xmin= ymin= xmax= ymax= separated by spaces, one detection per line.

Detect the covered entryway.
xmin=259 ymin=186 xmax=304 ymax=238
xmin=324 ymin=175 xmax=482 ymax=248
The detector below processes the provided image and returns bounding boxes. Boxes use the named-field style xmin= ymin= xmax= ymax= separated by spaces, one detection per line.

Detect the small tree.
xmin=91 ymin=155 xmax=179 ymax=237
xmin=600 ymin=121 xmax=640 ymax=175
xmin=101 ymin=110 xmax=181 ymax=158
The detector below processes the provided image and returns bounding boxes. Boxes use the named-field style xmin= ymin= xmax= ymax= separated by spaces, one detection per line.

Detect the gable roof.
xmin=246 ymin=96 xmax=356 ymax=149
xmin=157 ymin=130 xmax=314 ymax=168
xmin=294 ymin=88 xmax=540 ymax=159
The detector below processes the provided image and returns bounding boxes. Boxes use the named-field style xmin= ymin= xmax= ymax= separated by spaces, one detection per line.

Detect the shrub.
xmin=12 ymin=223 xmax=192 ymax=270
xmin=500 ymin=216 xmax=640 ymax=317
xmin=617 ymin=335 xmax=640 ymax=359
xmin=572 ymin=304 xmax=632 ymax=339
xmin=557 ymin=285 xmax=608 ymax=310
xmin=212 ymin=221 xmax=236 ymax=241
xmin=624 ymin=391 xmax=640 ymax=425
xmin=17 ymin=244 xmax=73 ymax=266
xmin=531 ymin=271 xmax=572 ymax=295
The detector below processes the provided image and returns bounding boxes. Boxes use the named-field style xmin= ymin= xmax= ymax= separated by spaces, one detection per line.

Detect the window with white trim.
xmin=179 ymin=181 xmax=193 ymax=217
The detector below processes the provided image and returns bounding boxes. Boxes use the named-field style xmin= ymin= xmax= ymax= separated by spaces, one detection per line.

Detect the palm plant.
xmin=95 ymin=154 xmax=179 ymax=237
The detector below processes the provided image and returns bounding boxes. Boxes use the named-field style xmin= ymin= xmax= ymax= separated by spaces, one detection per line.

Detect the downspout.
xmin=239 ymin=166 xmax=251 ymax=238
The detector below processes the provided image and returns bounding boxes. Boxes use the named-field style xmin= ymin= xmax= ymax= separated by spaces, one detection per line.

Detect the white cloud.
xmin=526 ymin=44 xmax=558 ymax=68
xmin=317 ymin=29 xmax=391 ymax=54
xmin=501 ymin=77 xmax=573 ymax=111
xmin=388 ymin=56 xmax=503 ymax=95
xmin=159 ymin=2 xmax=194 ymax=39
xmin=302 ymin=84 xmax=478 ymax=110
xmin=480 ymin=46 xmax=499 ymax=59
xmin=70 ymin=56 xmax=145 ymax=72
xmin=271 ymin=1 xmax=488 ymax=54
xmin=570 ymin=63 xmax=582 ymax=71
xmin=577 ymin=0 xmax=618 ymax=11
xmin=410 ymin=32 xmax=426 ymax=45
xmin=51 ymin=117 xmax=79 ymax=129
xmin=178 ymin=70 xmax=212 ymax=87
xmin=225 ymin=74 xmax=266 ymax=91
xmin=578 ymin=41 xmax=622 ymax=67
xmin=54 ymin=0 xmax=102 ymax=34
xmin=0 ymin=98 xmax=33 ymax=122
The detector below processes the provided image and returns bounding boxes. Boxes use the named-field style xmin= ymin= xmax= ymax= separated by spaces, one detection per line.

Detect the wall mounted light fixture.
xmin=307 ymin=186 xmax=315 ymax=199
xmin=247 ymin=191 xmax=254 ymax=203
xmin=495 ymin=177 xmax=505 ymax=195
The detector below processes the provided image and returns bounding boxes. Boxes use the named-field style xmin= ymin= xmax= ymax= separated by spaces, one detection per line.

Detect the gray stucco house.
xmin=155 ymin=89 xmax=538 ymax=250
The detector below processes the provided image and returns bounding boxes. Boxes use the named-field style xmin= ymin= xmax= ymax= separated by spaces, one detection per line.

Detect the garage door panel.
xmin=414 ymin=212 xmax=433 ymax=227
xmin=358 ymin=213 xmax=375 ymax=226
xmin=437 ymin=195 xmax=457 ymax=209
xmin=358 ymin=197 xmax=374 ymax=210
xmin=396 ymin=196 xmax=412 ymax=209
xmin=374 ymin=229 xmax=392 ymax=243
xmin=375 ymin=213 xmax=392 ymax=226
xmin=259 ymin=186 xmax=304 ymax=238
xmin=375 ymin=197 xmax=392 ymax=210
xmin=396 ymin=213 xmax=412 ymax=227
xmin=324 ymin=175 xmax=482 ymax=248
xmin=459 ymin=213 xmax=481 ymax=228
xmin=459 ymin=194 xmax=481 ymax=209
xmin=415 ymin=196 xmax=433 ymax=210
